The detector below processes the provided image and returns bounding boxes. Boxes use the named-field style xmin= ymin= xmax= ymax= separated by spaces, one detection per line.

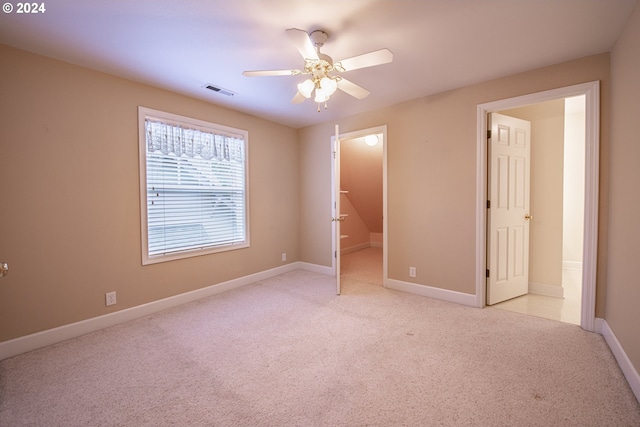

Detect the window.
xmin=138 ymin=107 xmax=249 ymax=264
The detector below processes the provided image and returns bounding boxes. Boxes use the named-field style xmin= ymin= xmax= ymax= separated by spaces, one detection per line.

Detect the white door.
xmin=332 ymin=125 xmax=342 ymax=295
xmin=487 ymin=113 xmax=531 ymax=305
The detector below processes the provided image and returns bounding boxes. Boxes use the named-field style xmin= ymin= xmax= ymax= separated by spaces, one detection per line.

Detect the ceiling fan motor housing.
xmin=309 ymin=30 xmax=328 ymax=47
xmin=308 ymin=30 xmax=333 ymax=76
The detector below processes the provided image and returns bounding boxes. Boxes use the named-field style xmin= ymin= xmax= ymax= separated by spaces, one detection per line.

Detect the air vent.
xmin=203 ymin=84 xmax=236 ymax=97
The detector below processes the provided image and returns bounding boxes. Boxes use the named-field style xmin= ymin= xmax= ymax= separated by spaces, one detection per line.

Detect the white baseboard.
xmin=528 ymin=281 xmax=564 ymax=298
xmin=341 ymin=241 xmax=384 ymax=254
xmin=296 ymin=262 xmax=333 ymax=276
xmin=341 ymin=242 xmax=371 ymax=255
xmin=386 ymin=278 xmax=477 ymax=307
xmin=597 ymin=318 xmax=640 ymax=403
xmin=0 ymin=262 xmax=322 ymax=361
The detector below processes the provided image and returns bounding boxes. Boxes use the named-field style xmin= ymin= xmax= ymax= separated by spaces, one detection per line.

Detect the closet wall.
xmin=339 ymin=135 xmax=383 ymax=253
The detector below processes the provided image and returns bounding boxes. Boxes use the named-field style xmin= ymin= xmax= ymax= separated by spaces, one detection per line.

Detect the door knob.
xmin=524 ymin=214 xmax=533 ymax=221
xmin=0 ymin=262 xmax=7 ymax=278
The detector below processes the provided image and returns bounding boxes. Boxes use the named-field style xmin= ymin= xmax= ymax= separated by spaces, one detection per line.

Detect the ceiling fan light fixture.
xmin=297 ymin=79 xmax=315 ymax=98
xmin=243 ymin=28 xmax=393 ymax=111
xmin=320 ymin=77 xmax=338 ymax=96
xmin=314 ymin=88 xmax=330 ymax=103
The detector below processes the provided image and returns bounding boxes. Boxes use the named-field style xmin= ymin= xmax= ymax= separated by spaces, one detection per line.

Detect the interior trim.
xmin=331 ymin=125 xmax=388 ymax=286
xmin=0 ymin=262 xmax=322 ymax=360
xmin=598 ymin=318 xmax=640 ymax=403
xmin=528 ymin=282 xmax=565 ymax=298
xmin=476 ymin=81 xmax=600 ymax=332
xmin=386 ymin=279 xmax=477 ymax=307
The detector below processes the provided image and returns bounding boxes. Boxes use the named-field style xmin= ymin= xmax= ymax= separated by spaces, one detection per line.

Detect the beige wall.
xmin=338 ymin=134 xmax=384 ymax=252
xmin=298 ymin=124 xmax=334 ymax=265
xmin=500 ymin=100 xmax=565 ymax=289
xmin=608 ymin=2 xmax=640 ymax=379
xmin=340 ymin=135 xmax=384 ymax=234
xmin=563 ymin=97 xmax=586 ymax=266
xmin=0 ymin=44 xmax=300 ymax=342
xmin=299 ymin=54 xmax=610 ymax=314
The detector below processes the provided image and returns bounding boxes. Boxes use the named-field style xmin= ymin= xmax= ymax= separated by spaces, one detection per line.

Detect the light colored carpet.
xmin=1 ymin=248 xmax=639 ymax=426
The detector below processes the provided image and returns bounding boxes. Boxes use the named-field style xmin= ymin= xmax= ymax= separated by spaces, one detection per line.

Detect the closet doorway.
xmin=331 ymin=125 xmax=387 ymax=291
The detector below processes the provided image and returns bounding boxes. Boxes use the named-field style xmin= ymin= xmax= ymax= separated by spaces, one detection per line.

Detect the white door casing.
xmin=476 ymin=81 xmax=600 ymax=331
xmin=331 ymin=124 xmax=389 ymax=294
xmin=487 ymin=113 xmax=531 ymax=305
xmin=333 ymin=124 xmax=342 ymax=295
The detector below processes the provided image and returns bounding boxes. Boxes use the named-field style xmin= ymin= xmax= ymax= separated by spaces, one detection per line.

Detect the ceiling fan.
xmin=243 ymin=28 xmax=393 ymax=111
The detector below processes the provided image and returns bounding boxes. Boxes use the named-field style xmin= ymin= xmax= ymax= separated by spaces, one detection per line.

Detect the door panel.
xmin=496 ymin=227 xmax=508 ymax=282
xmin=487 ymin=113 xmax=531 ymax=305
xmin=514 ymin=156 xmax=526 ymax=208
xmin=333 ymin=124 xmax=341 ymax=295
xmin=512 ymin=225 xmax=525 ymax=277
xmin=496 ymin=156 xmax=509 ymax=208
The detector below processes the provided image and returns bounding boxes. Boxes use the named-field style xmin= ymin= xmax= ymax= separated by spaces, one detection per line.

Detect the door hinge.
xmin=486 ymin=269 xmax=490 ymax=278
xmin=487 ymin=200 xmax=491 ymax=209
xmin=487 ymin=130 xmax=491 ymax=139
xmin=335 ymin=251 xmax=337 ymax=258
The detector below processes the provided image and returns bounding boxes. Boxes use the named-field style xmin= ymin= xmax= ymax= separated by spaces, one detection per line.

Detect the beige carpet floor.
xmin=1 ymin=247 xmax=639 ymax=426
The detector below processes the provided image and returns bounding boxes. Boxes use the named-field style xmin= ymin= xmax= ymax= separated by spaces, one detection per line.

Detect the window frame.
xmin=138 ymin=106 xmax=250 ymax=265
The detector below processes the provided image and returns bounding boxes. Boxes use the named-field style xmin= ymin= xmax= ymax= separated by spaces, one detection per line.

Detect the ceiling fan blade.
xmin=286 ymin=28 xmax=319 ymax=60
xmin=243 ymin=69 xmax=301 ymax=77
xmin=337 ymin=78 xmax=370 ymax=100
xmin=336 ymin=49 xmax=393 ymax=72
xmin=291 ymin=91 xmax=306 ymax=104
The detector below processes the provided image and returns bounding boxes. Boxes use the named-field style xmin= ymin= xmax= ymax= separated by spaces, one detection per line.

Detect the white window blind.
xmin=139 ymin=108 xmax=249 ymax=264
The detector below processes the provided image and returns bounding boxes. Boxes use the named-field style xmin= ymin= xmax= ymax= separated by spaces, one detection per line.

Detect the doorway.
xmin=331 ymin=125 xmax=388 ymax=292
xmin=488 ymin=97 xmax=586 ymax=325
xmin=475 ymin=81 xmax=600 ymax=332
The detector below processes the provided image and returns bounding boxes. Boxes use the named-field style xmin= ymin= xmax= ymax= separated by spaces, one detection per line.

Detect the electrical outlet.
xmin=281 ymin=252 xmax=287 ymax=262
xmin=105 ymin=291 xmax=117 ymax=306
xmin=409 ymin=266 xmax=417 ymax=278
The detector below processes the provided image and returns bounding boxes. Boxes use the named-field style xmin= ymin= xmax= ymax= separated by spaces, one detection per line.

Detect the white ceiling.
xmin=0 ymin=0 xmax=636 ymax=128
